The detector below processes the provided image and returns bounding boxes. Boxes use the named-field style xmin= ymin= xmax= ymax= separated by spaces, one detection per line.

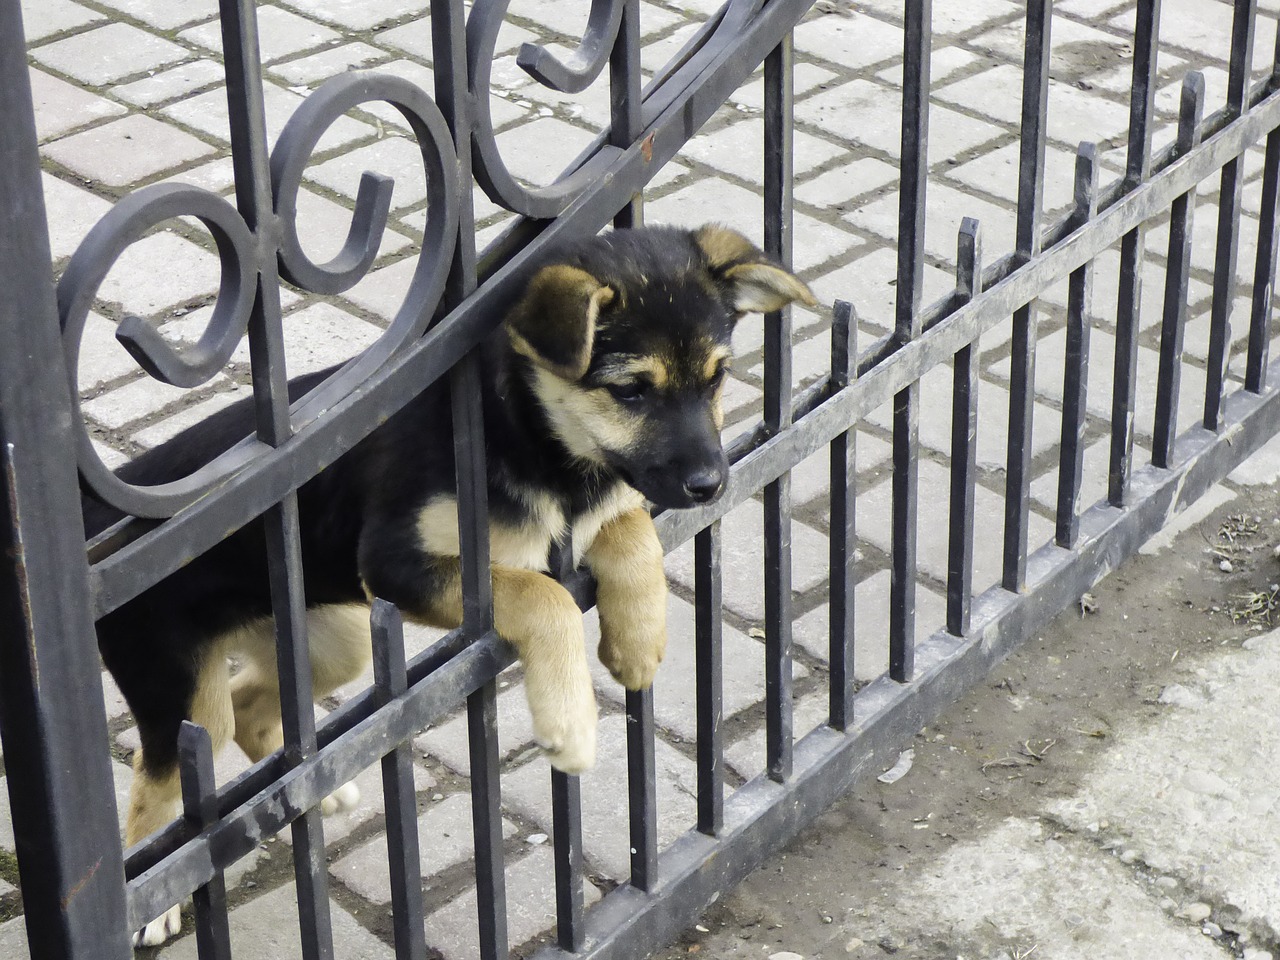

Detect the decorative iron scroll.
xmin=58 ymin=71 xmax=459 ymax=520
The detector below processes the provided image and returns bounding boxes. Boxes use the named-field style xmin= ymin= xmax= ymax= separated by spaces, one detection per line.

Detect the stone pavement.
xmin=3 ymin=0 xmax=1280 ymax=956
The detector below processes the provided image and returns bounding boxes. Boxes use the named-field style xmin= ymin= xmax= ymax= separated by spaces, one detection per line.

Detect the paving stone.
xmin=43 ymin=114 xmax=215 ymax=187
xmin=331 ymin=794 xmax=516 ymax=904
xmin=130 ymin=385 xmax=252 ymax=450
xmin=306 ymin=134 xmax=432 ymax=208
xmin=808 ymin=247 xmax=955 ymax=332
xmin=0 ymin=761 xmax=132 ymax=853
xmin=41 ymin=172 xmax=113 ymax=260
xmin=416 ymin=672 xmax=532 ymax=776
xmin=283 ymin=0 xmax=433 ymax=31
xmin=1110 ymin=0 xmax=1278 ymax=69
xmin=788 ymin=431 xmax=893 ymax=508
xmin=946 ymin=141 xmax=1085 ymax=220
xmin=586 ymin=595 xmax=808 ymax=742
xmin=1047 ymin=629 xmax=1280 ymax=940
xmin=83 ymin=374 xmax=223 ymax=431
xmin=87 ymin=0 xmax=218 ymax=29
xmin=796 ymin=81 xmax=1006 ymax=165
xmin=968 ymin=15 xmax=1131 ymax=70
xmin=113 ymin=59 xmax=228 ymax=107
xmin=729 ymin=62 xmax=838 ymax=112
xmin=791 ymin=569 xmax=948 ymax=674
xmin=98 ymin=231 xmax=223 ymax=318
xmin=682 ymin=115 xmax=845 ymax=184
xmin=0 ymin=916 xmax=28 ymax=960
xmin=376 ymin=17 xmax=537 ymax=64
xmin=28 ymin=68 xmax=126 ymax=142
xmin=157 ymin=155 xmax=239 ymax=193
xmin=639 ymin=22 xmax=702 ymax=73
xmin=160 ymin=881 xmax=393 ymax=959
xmin=423 ymin=846 xmax=601 ymax=959
xmin=340 ymin=255 xmax=422 ymax=321
xmin=224 ymin=301 xmax=384 ymax=378
xmin=793 ymin=157 xmax=899 ymax=211
xmin=31 ymin=22 xmax=189 ymax=86
xmin=18 ymin=0 xmax=104 ymax=43
xmin=493 ymin=116 xmax=598 ymax=186
xmin=845 ymin=181 xmax=1018 ymax=267
xmin=858 ymin=459 xmax=1056 ymax=592
xmin=269 ymin=41 xmax=390 ymax=85
xmin=75 ymin=312 xmax=144 ymax=390
xmin=793 ymin=10 xmax=905 ymax=69
xmin=180 ymin=6 xmax=342 ymax=64
xmin=164 ymin=81 xmax=371 ymax=150
xmin=501 ymin=714 xmax=696 ymax=879
xmin=0 ymin=878 xmax=14 ymax=898
xmin=891 ymin=818 xmax=1225 ymax=960
xmin=1030 ymin=435 xmax=1152 ymax=520
xmin=724 ymin=689 xmax=829 ymax=781
xmin=1229 ymin=429 xmax=1280 ymax=485
xmin=1138 ymin=482 xmax=1236 ymax=555
xmin=666 ymin=500 xmax=831 ymax=622
xmin=873 ymin=45 xmax=984 ymax=88
xmin=648 ymin=178 xmax=858 ymax=272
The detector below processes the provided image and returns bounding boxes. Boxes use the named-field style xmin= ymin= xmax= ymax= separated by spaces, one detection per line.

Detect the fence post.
xmin=0 ymin=2 xmax=131 ymax=957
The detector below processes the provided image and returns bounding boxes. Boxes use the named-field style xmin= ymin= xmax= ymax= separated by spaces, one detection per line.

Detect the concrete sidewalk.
xmin=3 ymin=0 xmax=1280 ymax=956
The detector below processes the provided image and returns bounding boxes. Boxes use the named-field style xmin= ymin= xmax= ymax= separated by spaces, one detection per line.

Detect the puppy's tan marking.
xmin=584 ymin=507 xmax=668 ymax=690
xmin=507 ymin=265 xmax=614 ymax=381
xmin=693 ymin=223 xmax=759 ymax=269
xmin=531 ymin=367 xmax=645 ymax=464
xmin=597 ymin=355 xmax=669 ymax=389
xmin=701 ymin=345 xmax=732 ymax=383
xmin=399 ymin=559 xmax=597 ymax=773
xmin=417 ymin=493 xmax=566 ymax=571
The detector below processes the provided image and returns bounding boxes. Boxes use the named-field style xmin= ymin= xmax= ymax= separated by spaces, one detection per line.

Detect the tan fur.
xmin=693 ymin=223 xmax=758 ymax=269
xmin=417 ymin=492 xmax=568 ymax=571
xmin=722 ymin=262 xmax=817 ymax=313
xmin=702 ymin=346 xmax=732 ymax=382
xmin=400 ymin=559 xmax=598 ymax=772
xmin=584 ymin=506 xmax=669 ymax=690
xmin=530 ymin=366 xmax=645 ymax=464
xmin=571 ymin=485 xmax=646 ymax=565
xmin=507 ymin=265 xmax=615 ymax=381
xmin=596 ymin=355 xmax=670 ymax=389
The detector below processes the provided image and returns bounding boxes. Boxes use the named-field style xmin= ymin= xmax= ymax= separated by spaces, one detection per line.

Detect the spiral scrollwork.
xmin=62 ymin=69 xmax=460 ymax=520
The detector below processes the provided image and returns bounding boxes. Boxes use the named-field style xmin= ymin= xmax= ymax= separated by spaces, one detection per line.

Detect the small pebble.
xmin=1243 ymin=949 xmax=1274 ymax=960
xmin=1203 ymin=922 xmax=1223 ymax=938
xmin=695 ymin=925 xmax=709 ymax=933
xmin=1155 ymin=876 xmax=1179 ymax=890
xmin=1220 ymin=559 xmax=1234 ymax=572
xmin=1179 ymin=902 xmax=1212 ymax=923
xmin=1119 ymin=849 xmax=1139 ymax=864
xmin=844 ymin=939 xmax=864 ymax=953
xmin=526 ymin=833 xmax=548 ymax=845
xmin=768 ymin=953 xmax=804 ymax=960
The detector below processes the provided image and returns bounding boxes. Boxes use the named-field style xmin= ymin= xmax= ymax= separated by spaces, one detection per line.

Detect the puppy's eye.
xmin=606 ymin=381 xmax=648 ymax=403
xmin=706 ymin=365 xmax=729 ymax=392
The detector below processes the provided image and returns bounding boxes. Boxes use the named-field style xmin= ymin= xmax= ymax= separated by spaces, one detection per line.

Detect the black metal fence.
xmin=4 ymin=0 xmax=1280 ymax=958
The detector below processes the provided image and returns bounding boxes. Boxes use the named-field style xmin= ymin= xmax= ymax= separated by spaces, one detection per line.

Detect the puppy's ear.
xmin=506 ymin=264 xmax=615 ymax=380
xmin=693 ymin=224 xmax=816 ymax=314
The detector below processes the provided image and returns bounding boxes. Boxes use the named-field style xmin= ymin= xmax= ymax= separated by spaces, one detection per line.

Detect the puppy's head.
xmin=506 ymin=224 xmax=815 ymax=509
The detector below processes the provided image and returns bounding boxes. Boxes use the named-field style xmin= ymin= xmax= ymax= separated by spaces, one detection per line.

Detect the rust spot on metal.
xmin=60 ymin=857 xmax=102 ymax=909
xmin=640 ymin=132 xmax=654 ymax=163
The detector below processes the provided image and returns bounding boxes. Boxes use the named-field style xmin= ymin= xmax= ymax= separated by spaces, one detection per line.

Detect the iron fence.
xmin=3 ymin=0 xmax=1280 ymax=958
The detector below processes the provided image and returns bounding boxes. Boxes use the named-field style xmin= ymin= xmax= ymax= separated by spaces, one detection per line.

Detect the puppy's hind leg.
xmin=128 ymin=646 xmax=234 ymax=947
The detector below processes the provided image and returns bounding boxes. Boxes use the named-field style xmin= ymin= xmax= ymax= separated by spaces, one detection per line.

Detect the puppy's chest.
xmin=416 ymin=484 xmax=644 ymax=570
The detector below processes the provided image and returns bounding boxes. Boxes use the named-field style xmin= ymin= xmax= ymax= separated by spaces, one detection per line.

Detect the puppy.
xmin=85 ymin=223 xmax=813 ymax=945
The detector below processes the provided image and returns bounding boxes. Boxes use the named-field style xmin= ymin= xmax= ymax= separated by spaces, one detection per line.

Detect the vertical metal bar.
xmin=1109 ymin=0 xmax=1161 ymax=505
xmin=948 ymin=220 xmax=982 ymax=637
xmin=763 ymin=32 xmax=795 ymax=781
xmin=468 ymin=684 xmax=508 ymax=960
xmin=828 ymin=301 xmax=857 ymax=729
xmin=1153 ymin=75 xmax=1207 ymax=468
xmin=178 ymin=723 xmax=232 ymax=960
xmin=611 ymin=0 xmax=643 ymax=228
xmin=1004 ymin=0 xmax=1052 ymax=591
xmin=551 ymin=771 xmax=585 ymax=951
xmin=0 ymin=5 xmax=132 ymax=957
xmin=891 ymin=0 xmax=931 ymax=680
xmin=626 ymin=688 xmax=658 ymax=890
xmin=1056 ymin=143 xmax=1101 ymax=547
xmin=371 ymin=602 xmax=427 ymax=960
xmin=1204 ymin=0 xmax=1257 ymax=429
xmin=1246 ymin=30 xmax=1280 ymax=393
xmin=694 ymin=522 xmax=724 ymax=835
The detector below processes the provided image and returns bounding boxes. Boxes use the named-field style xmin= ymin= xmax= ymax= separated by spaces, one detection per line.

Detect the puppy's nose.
xmin=682 ymin=468 xmax=724 ymax=503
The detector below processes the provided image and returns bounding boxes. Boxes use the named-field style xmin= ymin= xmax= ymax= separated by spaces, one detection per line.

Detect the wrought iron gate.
xmin=3 ymin=0 xmax=1280 ymax=958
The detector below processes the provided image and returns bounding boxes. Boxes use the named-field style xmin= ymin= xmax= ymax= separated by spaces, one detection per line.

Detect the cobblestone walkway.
xmin=3 ymin=0 xmax=1279 ymax=957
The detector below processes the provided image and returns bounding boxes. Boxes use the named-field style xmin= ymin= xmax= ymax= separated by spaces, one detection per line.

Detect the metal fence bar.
xmin=626 ymin=688 xmax=659 ymax=890
xmin=1246 ymin=28 xmax=1280 ymax=393
xmin=178 ymin=723 xmax=232 ymax=960
xmin=1154 ymin=74 xmax=1207 ymax=468
xmin=0 ymin=4 xmax=132 ymax=956
xmin=1056 ymin=143 xmax=1100 ymax=546
xmin=1003 ymin=0 xmax=1052 ymax=592
xmin=948 ymin=220 xmax=982 ymax=636
xmin=1205 ymin=0 xmax=1258 ymax=429
xmin=828 ymin=300 xmax=857 ymax=729
xmin=469 ymin=684 xmax=509 ymax=960
xmin=890 ymin=0 xmax=931 ymax=681
xmin=763 ymin=32 xmax=795 ymax=781
xmin=1109 ymin=0 xmax=1161 ymax=506
xmin=552 ymin=772 xmax=586 ymax=951
xmin=370 ymin=603 xmax=428 ymax=960
xmin=695 ymin=521 xmax=725 ymax=834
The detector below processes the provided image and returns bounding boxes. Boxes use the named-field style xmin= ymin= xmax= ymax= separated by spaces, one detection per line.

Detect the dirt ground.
xmin=654 ymin=479 xmax=1280 ymax=960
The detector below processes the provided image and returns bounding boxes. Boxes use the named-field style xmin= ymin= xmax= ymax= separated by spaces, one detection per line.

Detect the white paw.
xmin=320 ymin=781 xmax=361 ymax=816
xmin=529 ymin=672 xmax=598 ymax=775
xmin=132 ymin=904 xmax=181 ymax=947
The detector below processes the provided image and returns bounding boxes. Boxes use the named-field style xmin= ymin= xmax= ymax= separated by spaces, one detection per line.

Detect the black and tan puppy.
xmin=86 ymin=224 xmax=814 ymax=945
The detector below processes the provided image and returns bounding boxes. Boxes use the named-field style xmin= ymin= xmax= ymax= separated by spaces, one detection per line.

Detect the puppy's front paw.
xmin=320 ymin=781 xmax=361 ymax=816
xmin=528 ymin=670 xmax=598 ymax=774
xmin=133 ymin=904 xmax=182 ymax=947
xmin=599 ymin=625 xmax=666 ymax=691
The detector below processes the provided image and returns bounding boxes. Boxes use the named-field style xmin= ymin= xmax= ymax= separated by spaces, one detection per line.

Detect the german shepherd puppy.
xmin=85 ymin=224 xmax=813 ymax=945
